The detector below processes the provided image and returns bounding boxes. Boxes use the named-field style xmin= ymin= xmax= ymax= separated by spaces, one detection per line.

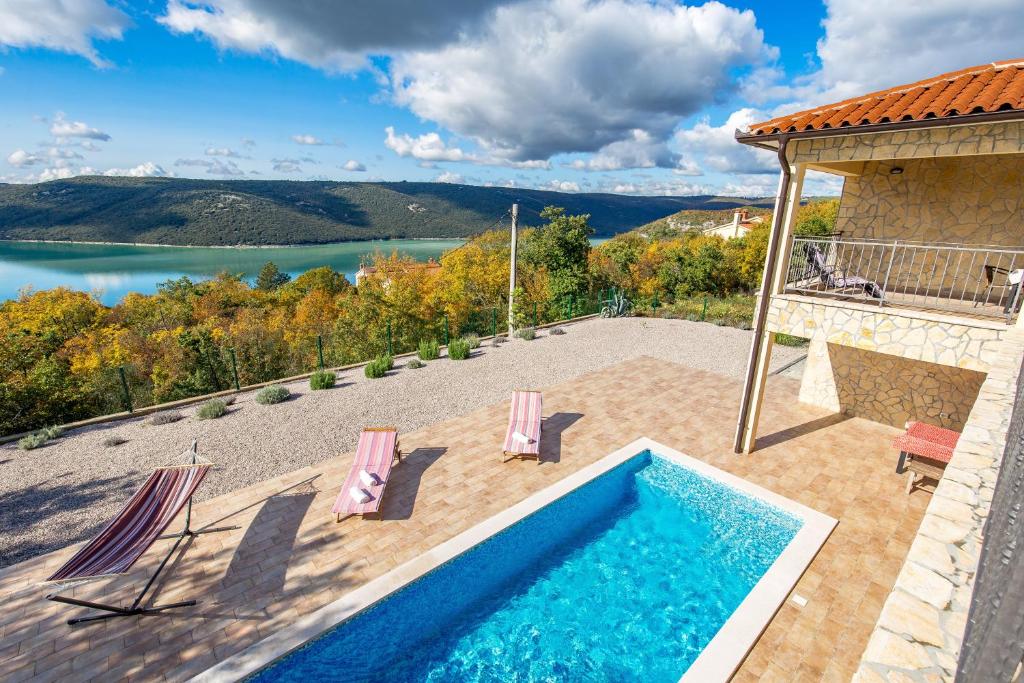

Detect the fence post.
xmin=316 ymin=335 xmax=325 ymax=370
xmin=652 ymin=292 xmax=660 ymax=317
xmin=229 ymin=348 xmax=241 ymax=391
xmin=567 ymin=294 xmax=574 ymax=319
xmin=491 ymin=307 xmax=497 ymax=337
xmin=386 ymin=321 xmax=393 ymax=356
xmin=442 ymin=314 xmax=450 ymax=345
xmin=533 ymin=302 xmax=538 ymax=328
xmin=117 ymin=366 xmax=133 ymax=413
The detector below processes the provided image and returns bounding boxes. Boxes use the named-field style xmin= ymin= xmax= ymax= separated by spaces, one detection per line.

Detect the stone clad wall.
xmin=835 ymin=154 xmax=1024 ymax=246
xmin=767 ymin=295 xmax=1002 ymax=430
xmin=766 ymin=295 xmax=1005 ymax=372
xmin=800 ymin=340 xmax=985 ymax=431
xmin=789 ymin=120 xmax=1024 ymax=165
xmin=853 ymin=328 xmax=1024 ymax=682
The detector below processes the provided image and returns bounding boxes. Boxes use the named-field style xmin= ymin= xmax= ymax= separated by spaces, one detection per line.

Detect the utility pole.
xmin=508 ymin=203 xmax=519 ymax=335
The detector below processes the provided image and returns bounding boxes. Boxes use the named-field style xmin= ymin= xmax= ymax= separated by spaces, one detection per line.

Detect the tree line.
xmin=0 ymin=201 xmax=837 ymax=436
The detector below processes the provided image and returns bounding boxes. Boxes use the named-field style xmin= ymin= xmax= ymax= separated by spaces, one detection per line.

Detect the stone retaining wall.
xmin=853 ymin=328 xmax=1024 ymax=682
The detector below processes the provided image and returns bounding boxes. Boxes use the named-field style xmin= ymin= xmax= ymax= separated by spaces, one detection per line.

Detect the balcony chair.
xmin=803 ymin=243 xmax=885 ymax=300
xmin=977 ymin=264 xmax=1023 ymax=313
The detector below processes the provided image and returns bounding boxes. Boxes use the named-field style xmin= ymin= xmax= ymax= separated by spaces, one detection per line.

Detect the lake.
xmin=0 ymin=239 xmax=465 ymax=305
xmin=1 ymin=236 xmax=612 ymax=305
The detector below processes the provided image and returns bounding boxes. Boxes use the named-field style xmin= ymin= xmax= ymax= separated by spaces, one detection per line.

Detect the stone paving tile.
xmin=0 ymin=357 xmax=928 ymax=682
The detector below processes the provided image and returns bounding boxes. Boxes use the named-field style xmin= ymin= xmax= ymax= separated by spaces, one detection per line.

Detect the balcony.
xmin=784 ymin=236 xmax=1024 ymax=324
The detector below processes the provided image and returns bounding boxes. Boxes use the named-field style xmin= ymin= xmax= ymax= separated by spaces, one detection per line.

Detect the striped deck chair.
xmin=44 ymin=441 xmax=237 ymax=626
xmin=332 ymin=427 xmax=402 ymax=521
xmin=893 ymin=421 xmax=960 ymax=493
xmin=502 ymin=390 xmax=543 ymax=462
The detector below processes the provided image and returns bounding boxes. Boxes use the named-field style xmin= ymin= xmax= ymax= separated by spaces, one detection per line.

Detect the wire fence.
xmin=79 ymin=287 xmax=653 ymax=426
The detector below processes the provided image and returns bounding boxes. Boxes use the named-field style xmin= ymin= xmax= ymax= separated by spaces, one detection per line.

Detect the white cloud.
xmin=158 ymin=0 xmax=514 ymax=72
xmin=566 ymin=130 xmax=682 ymax=172
xmin=205 ymin=146 xmax=241 ymax=157
xmin=7 ymin=149 xmax=42 ymax=167
xmin=103 ymin=162 xmax=170 ymax=178
xmin=384 ymin=126 xmax=549 ymax=169
xmin=434 ymin=171 xmax=464 ymax=184
xmin=241 ymin=137 xmax=256 ymax=147
xmin=0 ymin=0 xmax=130 ymax=67
xmin=271 ymin=158 xmax=303 ymax=173
xmin=174 ymin=157 xmax=244 ymax=176
xmin=600 ymin=178 xmax=711 ymax=196
xmin=544 ymin=180 xmax=580 ymax=193
xmin=291 ymin=134 xmax=324 ymax=146
xmin=384 ymin=127 xmax=467 ymax=162
xmin=49 ymin=113 xmax=111 ymax=141
xmin=767 ymin=0 xmax=1024 ymax=115
xmin=342 ymin=160 xmax=366 ymax=172
xmin=390 ymin=0 xmax=769 ymax=162
xmin=674 ymin=108 xmax=777 ymax=175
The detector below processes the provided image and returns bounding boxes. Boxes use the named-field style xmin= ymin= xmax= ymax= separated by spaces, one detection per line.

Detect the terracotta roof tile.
xmin=744 ymin=59 xmax=1024 ymax=137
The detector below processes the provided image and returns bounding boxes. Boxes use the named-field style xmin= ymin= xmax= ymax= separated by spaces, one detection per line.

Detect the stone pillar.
xmin=799 ymin=337 xmax=841 ymax=411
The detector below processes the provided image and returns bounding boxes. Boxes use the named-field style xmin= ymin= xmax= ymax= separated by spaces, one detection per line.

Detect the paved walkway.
xmin=0 ymin=357 xmax=927 ymax=682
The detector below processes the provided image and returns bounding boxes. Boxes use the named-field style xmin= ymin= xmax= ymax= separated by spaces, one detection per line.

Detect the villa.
xmin=0 ymin=60 xmax=1022 ymax=683
xmin=703 ymin=209 xmax=765 ymax=239
xmin=735 ymin=59 xmax=1024 ymax=681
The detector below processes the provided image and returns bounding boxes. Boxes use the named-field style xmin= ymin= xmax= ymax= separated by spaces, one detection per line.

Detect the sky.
xmin=0 ymin=0 xmax=1021 ymax=197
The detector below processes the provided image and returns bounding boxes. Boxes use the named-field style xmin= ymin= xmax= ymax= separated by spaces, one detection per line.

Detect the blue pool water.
xmin=251 ymin=452 xmax=802 ymax=682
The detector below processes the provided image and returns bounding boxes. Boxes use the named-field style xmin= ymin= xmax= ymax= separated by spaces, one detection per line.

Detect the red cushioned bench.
xmin=892 ymin=421 xmax=960 ymax=494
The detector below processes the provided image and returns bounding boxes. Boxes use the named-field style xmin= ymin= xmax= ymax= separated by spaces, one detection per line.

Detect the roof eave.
xmin=735 ymin=108 xmax=1024 ymax=147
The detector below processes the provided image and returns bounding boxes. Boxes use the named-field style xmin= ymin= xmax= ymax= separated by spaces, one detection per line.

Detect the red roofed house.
xmin=733 ymin=60 xmax=1024 ymax=681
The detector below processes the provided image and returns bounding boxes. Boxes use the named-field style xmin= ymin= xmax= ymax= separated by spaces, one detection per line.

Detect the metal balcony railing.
xmin=785 ymin=236 xmax=1024 ymax=322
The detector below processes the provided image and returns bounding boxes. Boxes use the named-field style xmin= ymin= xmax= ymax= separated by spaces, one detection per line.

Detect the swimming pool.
xmin=200 ymin=438 xmax=835 ymax=682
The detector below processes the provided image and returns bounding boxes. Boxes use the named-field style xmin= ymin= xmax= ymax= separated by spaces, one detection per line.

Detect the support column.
xmin=738 ymin=161 xmax=806 ymax=453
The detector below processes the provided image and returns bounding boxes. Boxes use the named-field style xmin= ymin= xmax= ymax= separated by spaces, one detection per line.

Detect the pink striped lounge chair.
xmin=893 ymin=421 xmax=960 ymax=493
xmin=502 ymin=390 xmax=543 ymax=462
xmin=44 ymin=440 xmax=236 ymax=626
xmin=332 ymin=427 xmax=402 ymax=521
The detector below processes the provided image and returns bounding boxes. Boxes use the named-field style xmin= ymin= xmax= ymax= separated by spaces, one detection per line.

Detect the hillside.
xmin=0 ymin=177 xmax=775 ymax=246
xmin=633 ymin=205 xmax=774 ymax=238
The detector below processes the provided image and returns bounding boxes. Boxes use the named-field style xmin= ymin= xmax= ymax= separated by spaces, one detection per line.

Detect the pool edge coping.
xmin=190 ymin=436 xmax=837 ymax=682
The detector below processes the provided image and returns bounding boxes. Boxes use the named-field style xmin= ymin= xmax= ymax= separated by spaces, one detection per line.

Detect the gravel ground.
xmin=0 ymin=317 xmax=805 ymax=569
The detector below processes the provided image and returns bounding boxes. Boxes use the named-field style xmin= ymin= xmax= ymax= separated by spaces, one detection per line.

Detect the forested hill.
xmin=0 ymin=177 xmax=775 ymax=246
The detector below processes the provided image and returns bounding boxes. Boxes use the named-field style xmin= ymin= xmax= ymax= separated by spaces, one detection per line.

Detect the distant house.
xmin=702 ymin=209 xmax=764 ymax=239
xmin=355 ymin=257 xmax=441 ymax=286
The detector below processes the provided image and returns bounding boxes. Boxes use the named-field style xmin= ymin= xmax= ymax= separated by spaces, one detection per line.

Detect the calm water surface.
xmin=0 ymin=239 xmax=464 ymax=305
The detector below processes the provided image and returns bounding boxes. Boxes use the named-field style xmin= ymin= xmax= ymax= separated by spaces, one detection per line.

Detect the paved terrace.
xmin=0 ymin=356 xmax=928 ymax=683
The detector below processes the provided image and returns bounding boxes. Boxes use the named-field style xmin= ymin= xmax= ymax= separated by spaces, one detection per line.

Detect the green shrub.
xmin=18 ymin=432 xmax=48 ymax=450
xmin=39 ymin=425 xmax=63 ymax=439
xmin=775 ymin=333 xmax=809 ymax=347
xmin=515 ymin=327 xmax=536 ymax=341
xmin=255 ymin=384 xmax=290 ymax=404
xmin=149 ymin=411 xmax=183 ymax=426
xmin=464 ymin=333 xmax=481 ymax=349
xmin=310 ymin=370 xmax=336 ymax=390
xmin=448 ymin=338 xmax=471 ymax=360
xmin=406 ymin=358 xmax=425 ymax=369
xmin=418 ymin=339 xmax=439 ymax=361
xmin=665 ymin=295 xmax=755 ymax=329
xmin=103 ymin=436 xmax=128 ymax=447
xmin=18 ymin=425 xmax=62 ymax=450
xmin=365 ymin=355 xmax=394 ymax=378
xmin=196 ymin=398 xmax=228 ymax=420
